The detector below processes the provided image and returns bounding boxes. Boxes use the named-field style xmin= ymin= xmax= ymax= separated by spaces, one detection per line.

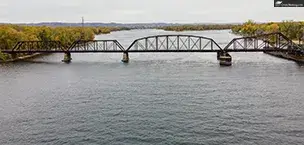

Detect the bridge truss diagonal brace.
xmin=223 ymin=32 xmax=296 ymax=52
xmin=126 ymin=35 xmax=223 ymax=52
xmin=11 ymin=41 xmax=66 ymax=52
xmin=68 ymin=40 xmax=125 ymax=52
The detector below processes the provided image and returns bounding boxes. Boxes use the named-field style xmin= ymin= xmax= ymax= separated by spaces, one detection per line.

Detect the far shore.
xmin=0 ymin=53 xmax=44 ymax=63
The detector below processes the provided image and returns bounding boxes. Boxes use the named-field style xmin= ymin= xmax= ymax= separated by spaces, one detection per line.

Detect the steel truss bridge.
xmin=1 ymin=32 xmax=303 ymax=63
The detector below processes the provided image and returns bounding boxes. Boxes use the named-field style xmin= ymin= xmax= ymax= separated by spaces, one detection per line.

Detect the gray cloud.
xmin=0 ymin=0 xmax=303 ymax=23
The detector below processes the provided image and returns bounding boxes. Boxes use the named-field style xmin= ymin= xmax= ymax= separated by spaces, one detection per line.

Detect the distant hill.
xmin=14 ymin=22 xmax=241 ymax=29
xmin=17 ymin=22 xmax=180 ymax=28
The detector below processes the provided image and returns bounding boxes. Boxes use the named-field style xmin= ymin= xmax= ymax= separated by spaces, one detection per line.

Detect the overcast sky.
xmin=0 ymin=0 xmax=303 ymax=23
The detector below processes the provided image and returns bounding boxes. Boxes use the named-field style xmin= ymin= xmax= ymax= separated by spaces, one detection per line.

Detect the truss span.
xmin=68 ymin=40 xmax=125 ymax=52
xmin=224 ymin=32 xmax=295 ymax=52
xmin=5 ymin=41 xmax=66 ymax=53
xmin=127 ymin=35 xmax=223 ymax=52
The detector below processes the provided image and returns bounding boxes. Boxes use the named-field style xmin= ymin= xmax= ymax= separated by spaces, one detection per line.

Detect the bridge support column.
xmin=62 ymin=52 xmax=72 ymax=63
xmin=11 ymin=53 xmax=18 ymax=60
xmin=217 ymin=51 xmax=221 ymax=60
xmin=122 ymin=52 xmax=129 ymax=63
xmin=218 ymin=51 xmax=232 ymax=66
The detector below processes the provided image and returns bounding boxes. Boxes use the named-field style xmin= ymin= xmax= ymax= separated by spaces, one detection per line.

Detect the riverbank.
xmin=0 ymin=53 xmax=44 ymax=63
xmin=0 ymin=24 xmax=129 ymax=63
xmin=230 ymin=20 xmax=304 ymax=63
xmin=0 ymin=26 xmax=132 ymax=63
xmin=264 ymin=51 xmax=304 ymax=63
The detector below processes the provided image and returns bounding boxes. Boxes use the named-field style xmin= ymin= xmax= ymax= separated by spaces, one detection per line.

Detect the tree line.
xmin=160 ymin=24 xmax=236 ymax=31
xmin=0 ymin=25 xmax=127 ymax=49
xmin=0 ymin=25 xmax=127 ymax=60
xmin=232 ymin=20 xmax=304 ymax=43
xmin=159 ymin=20 xmax=303 ymax=44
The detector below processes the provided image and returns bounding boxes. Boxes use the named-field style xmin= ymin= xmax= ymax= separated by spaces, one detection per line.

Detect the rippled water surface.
xmin=1 ymin=30 xmax=304 ymax=145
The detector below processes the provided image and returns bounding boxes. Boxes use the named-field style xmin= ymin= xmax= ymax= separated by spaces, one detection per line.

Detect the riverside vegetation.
xmin=160 ymin=20 xmax=303 ymax=46
xmin=160 ymin=20 xmax=303 ymax=42
xmin=160 ymin=24 xmax=236 ymax=31
xmin=231 ymin=20 xmax=304 ymax=45
xmin=0 ymin=25 xmax=127 ymax=61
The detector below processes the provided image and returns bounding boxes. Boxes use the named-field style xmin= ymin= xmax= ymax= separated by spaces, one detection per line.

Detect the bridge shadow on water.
xmin=296 ymin=61 xmax=304 ymax=67
xmin=17 ymin=60 xmax=60 ymax=65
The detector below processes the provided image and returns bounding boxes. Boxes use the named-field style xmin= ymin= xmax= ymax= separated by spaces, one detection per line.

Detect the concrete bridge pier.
xmin=11 ymin=53 xmax=18 ymax=60
xmin=217 ymin=51 xmax=221 ymax=60
xmin=62 ymin=52 xmax=72 ymax=63
xmin=218 ymin=51 xmax=232 ymax=66
xmin=122 ymin=52 xmax=129 ymax=63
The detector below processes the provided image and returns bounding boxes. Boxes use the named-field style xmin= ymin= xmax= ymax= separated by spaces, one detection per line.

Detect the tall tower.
xmin=82 ymin=17 xmax=84 ymax=27
xmin=81 ymin=17 xmax=84 ymax=40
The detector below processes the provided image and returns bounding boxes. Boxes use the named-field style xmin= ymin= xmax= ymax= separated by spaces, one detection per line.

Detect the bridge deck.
xmin=1 ymin=48 xmax=291 ymax=53
xmin=0 ymin=32 xmax=302 ymax=55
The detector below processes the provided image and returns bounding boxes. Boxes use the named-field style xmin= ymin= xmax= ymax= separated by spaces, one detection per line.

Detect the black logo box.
xmin=274 ymin=0 xmax=304 ymax=7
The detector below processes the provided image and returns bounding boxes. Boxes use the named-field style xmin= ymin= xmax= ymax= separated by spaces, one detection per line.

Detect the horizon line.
xmin=1 ymin=20 xmax=301 ymax=25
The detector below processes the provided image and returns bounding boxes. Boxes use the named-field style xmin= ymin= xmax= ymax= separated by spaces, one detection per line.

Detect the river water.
xmin=0 ymin=29 xmax=304 ymax=145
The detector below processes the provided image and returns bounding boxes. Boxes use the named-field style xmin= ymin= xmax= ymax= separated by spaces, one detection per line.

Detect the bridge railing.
xmin=68 ymin=40 xmax=125 ymax=52
xmin=126 ymin=35 xmax=222 ymax=52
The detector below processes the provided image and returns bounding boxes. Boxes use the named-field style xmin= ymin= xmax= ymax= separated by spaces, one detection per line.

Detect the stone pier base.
xmin=122 ymin=52 xmax=129 ymax=63
xmin=62 ymin=52 xmax=72 ymax=63
xmin=11 ymin=53 xmax=18 ymax=60
xmin=218 ymin=51 xmax=232 ymax=66
xmin=217 ymin=51 xmax=221 ymax=60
